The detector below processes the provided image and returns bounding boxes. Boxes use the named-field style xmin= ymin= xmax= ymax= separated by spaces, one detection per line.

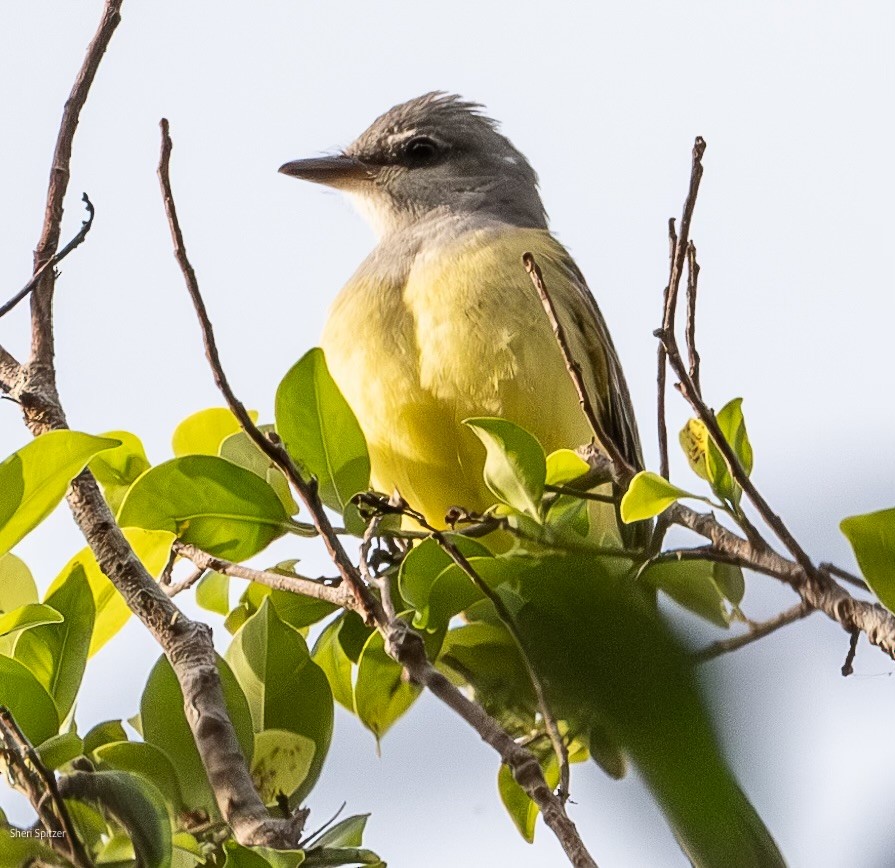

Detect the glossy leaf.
xmin=465 ymin=417 xmax=546 ymax=520
xmin=15 ymin=566 xmax=95 ymax=719
xmin=641 ymin=560 xmax=731 ymax=628
xmin=620 ymin=472 xmax=695 ymax=523
xmin=196 ymin=571 xmax=230 ymax=616
xmin=223 ymin=843 xmax=275 ymax=868
xmin=71 ymin=770 xmax=171 ymax=868
xmin=311 ymin=616 xmax=355 ymax=711
xmin=83 ymin=719 xmax=128 ymax=754
xmin=0 ymin=552 xmax=38 ymax=612
xmin=0 ymin=655 xmax=59 ymax=744
xmin=841 ymin=507 xmax=895 ymax=613
xmin=220 ymin=429 xmax=298 ymax=515
xmin=0 ymin=603 xmax=62 ymax=638
xmin=46 ymin=528 xmax=175 ymax=657
xmin=93 ymin=740 xmax=185 ymax=811
xmin=35 ymin=731 xmax=83 ymax=770
xmin=301 ymin=849 xmax=383 ymax=867
xmin=141 ymin=654 xmax=254 ymax=814
xmin=172 ymin=407 xmax=258 ymax=457
xmin=251 ymin=729 xmax=316 ymax=807
xmin=89 ymin=430 xmax=151 ymax=513
xmin=0 ymin=431 xmax=120 ymax=555
xmin=275 ymin=348 xmax=370 ymax=511
xmin=545 ymin=448 xmax=591 ymax=486
xmin=312 ymin=814 xmax=369 ymax=848
xmin=226 ymin=598 xmax=333 ymax=804
xmin=498 ymin=756 xmax=560 ymax=843
xmin=354 ymin=627 xmax=420 ymax=741
xmin=118 ymin=455 xmax=291 ymax=561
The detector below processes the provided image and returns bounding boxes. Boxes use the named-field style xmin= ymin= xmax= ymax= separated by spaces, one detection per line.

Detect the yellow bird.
xmin=280 ymin=93 xmax=786 ymax=868
xmin=279 ymin=92 xmax=642 ymax=543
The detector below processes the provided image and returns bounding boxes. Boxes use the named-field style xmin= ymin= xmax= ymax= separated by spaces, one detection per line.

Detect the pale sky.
xmin=1 ymin=2 xmax=894 ymax=866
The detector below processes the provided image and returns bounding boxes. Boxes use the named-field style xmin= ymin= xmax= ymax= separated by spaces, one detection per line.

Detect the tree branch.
xmin=693 ymin=602 xmax=814 ymax=663
xmin=160 ymin=122 xmax=596 ymax=867
xmin=29 ymin=1 xmax=122 ymax=370
xmin=0 ymin=707 xmax=93 ymax=868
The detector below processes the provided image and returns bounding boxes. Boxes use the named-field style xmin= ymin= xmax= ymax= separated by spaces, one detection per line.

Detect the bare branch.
xmin=0 ymin=707 xmax=93 ymax=868
xmin=657 ymin=218 xmax=677 ymax=480
xmin=173 ymin=542 xmax=354 ymax=609
xmin=841 ymin=630 xmax=861 ymax=677
xmin=159 ymin=121 xmax=595 ymax=866
xmin=29 ymin=0 xmax=123 ymax=370
xmin=524 ymin=252 xmax=635 ymax=482
xmin=2 ymin=194 xmax=95 ymax=320
xmin=693 ymin=602 xmax=814 ymax=663
xmin=684 ymin=241 xmax=702 ymax=395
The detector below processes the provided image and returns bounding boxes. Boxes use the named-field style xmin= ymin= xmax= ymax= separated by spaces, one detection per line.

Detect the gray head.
xmin=280 ymin=92 xmax=547 ymax=236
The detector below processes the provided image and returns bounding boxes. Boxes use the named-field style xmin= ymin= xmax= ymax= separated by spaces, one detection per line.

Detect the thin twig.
xmin=842 ymin=630 xmax=860 ymax=677
xmin=174 ymin=542 xmax=355 ymax=609
xmin=1 ymin=194 xmax=95 ymax=320
xmin=820 ymin=562 xmax=868 ymax=592
xmin=29 ymin=1 xmax=123 ymax=369
xmin=684 ymin=241 xmax=702 ymax=395
xmin=0 ymin=707 xmax=93 ymax=868
xmin=391 ymin=497 xmax=571 ymax=804
xmin=524 ymin=253 xmax=634 ymax=482
xmin=544 ymin=483 xmax=616 ymax=504
xmin=158 ymin=117 xmax=382 ymax=626
xmin=159 ymin=122 xmax=595 ymax=867
xmin=693 ymin=602 xmax=814 ymax=663
xmin=657 ymin=218 xmax=677 ymax=480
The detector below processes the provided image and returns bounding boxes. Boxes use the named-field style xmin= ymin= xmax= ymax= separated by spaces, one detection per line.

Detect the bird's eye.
xmin=403 ymin=136 xmax=440 ymax=164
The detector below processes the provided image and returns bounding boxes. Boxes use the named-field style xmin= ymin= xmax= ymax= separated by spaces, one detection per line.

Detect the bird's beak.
xmin=278 ymin=154 xmax=376 ymax=189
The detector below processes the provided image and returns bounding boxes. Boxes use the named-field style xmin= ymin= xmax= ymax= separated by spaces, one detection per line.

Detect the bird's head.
xmin=279 ymin=92 xmax=547 ymax=236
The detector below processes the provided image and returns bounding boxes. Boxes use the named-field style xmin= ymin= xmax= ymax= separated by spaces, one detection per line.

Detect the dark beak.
xmin=278 ymin=154 xmax=376 ymax=188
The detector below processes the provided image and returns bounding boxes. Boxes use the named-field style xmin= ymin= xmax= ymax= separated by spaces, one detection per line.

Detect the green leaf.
xmin=0 ymin=826 xmax=60 ymax=867
xmin=93 ymin=740 xmax=185 ymax=811
xmin=172 ymin=407 xmax=258 ymax=457
xmin=464 ymin=417 xmax=546 ymax=520
xmin=498 ymin=756 xmax=560 ymax=843
xmin=118 ymin=455 xmax=291 ymax=561
xmin=15 ymin=566 xmax=95 ymax=719
xmin=398 ymin=535 xmax=493 ymax=628
xmin=841 ymin=507 xmax=895 ymax=612
xmin=0 ymin=431 xmax=120 ymax=555
xmin=275 ymin=348 xmax=370 ymax=511
xmin=196 ymin=571 xmax=230 ymax=615
xmin=0 ymin=603 xmax=63 ymax=638
xmin=640 ymin=560 xmax=731 ymax=628
xmin=225 ymin=598 xmax=334 ymax=804
xmin=223 ymin=843 xmax=276 ymax=868
xmin=354 ymin=621 xmax=425 ymax=741
xmin=83 ymin=719 xmax=128 ymax=755
xmin=220 ymin=429 xmax=299 ymax=515
xmin=251 ymin=729 xmax=316 ymax=807
xmin=89 ymin=430 xmax=151 ymax=514
xmin=45 ymin=528 xmax=175 ymax=658
xmin=302 ymin=848 xmax=382 ymax=867
xmin=66 ymin=770 xmax=172 ymax=868
xmin=36 ymin=731 xmax=83 ymax=770
xmin=0 ymin=655 xmax=59 ymax=745
xmin=545 ymin=448 xmax=591 ymax=486
xmin=312 ymin=814 xmax=369 ymax=848
xmin=141 ymin=654 xmax=254 ymax=814
xmin=680 ymin=399 xmax=753 ymax=507
xmin=311 ymin=616 xmax=355 ymax=711
xmin=620 ymin=471 xmax=695 ymax=523
xmin=0 ymin=552 xmax=38 ymax=612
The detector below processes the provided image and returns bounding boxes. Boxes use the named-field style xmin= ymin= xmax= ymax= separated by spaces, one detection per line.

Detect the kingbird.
xmin=279 ymin=92 xmax=642 ymax=543
xmin=279 ymin=93 xmax=786 ymax=867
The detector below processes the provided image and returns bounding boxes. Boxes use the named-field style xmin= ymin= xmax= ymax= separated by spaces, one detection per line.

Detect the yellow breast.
xmin=321 ymin=225 xmax=605 ymax=529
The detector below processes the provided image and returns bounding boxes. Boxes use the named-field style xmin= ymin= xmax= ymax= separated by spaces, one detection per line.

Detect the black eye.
xmin=403 ymin=136 xmax=440 ymax=164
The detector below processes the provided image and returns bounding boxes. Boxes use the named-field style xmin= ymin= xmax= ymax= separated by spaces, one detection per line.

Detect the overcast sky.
xmin=1 ymin=2 xmax=894 ymax=866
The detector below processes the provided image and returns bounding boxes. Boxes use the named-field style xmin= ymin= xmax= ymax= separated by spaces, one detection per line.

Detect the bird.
xmin=280 ymin=93 xmax=786 ymax=867
xmin=279 ymin=92 xmax=642 ymax=546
